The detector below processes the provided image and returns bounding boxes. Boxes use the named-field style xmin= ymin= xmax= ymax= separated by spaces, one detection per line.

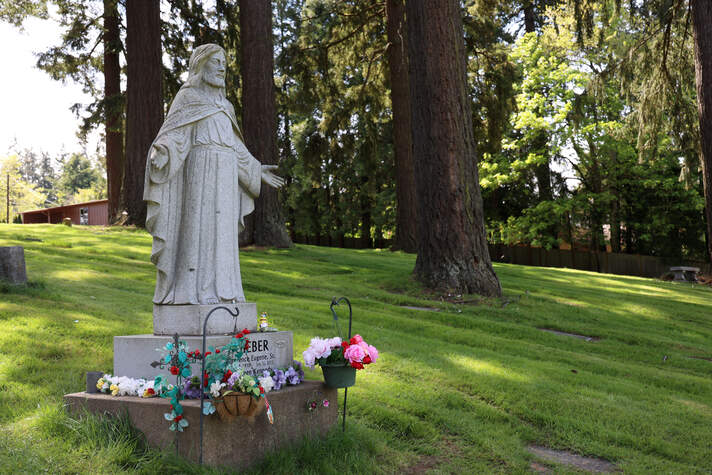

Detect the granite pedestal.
xmin=64 ymin=381 xmax=338 ymax=469
xmin=152 ymin=303 xmax=257 ymax=335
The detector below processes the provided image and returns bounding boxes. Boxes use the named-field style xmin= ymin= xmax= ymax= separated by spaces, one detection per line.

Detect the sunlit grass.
xmin=0 ymin=224 xmax=711 ymax=473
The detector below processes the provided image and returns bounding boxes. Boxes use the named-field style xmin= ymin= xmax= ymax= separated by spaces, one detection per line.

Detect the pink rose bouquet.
xmin=302 ymin=334 xmax=378 ymax=370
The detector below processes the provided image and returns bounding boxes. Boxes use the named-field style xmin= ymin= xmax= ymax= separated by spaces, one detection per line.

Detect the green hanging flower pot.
xmin=321 ymin=363 xmax=356 ymax=388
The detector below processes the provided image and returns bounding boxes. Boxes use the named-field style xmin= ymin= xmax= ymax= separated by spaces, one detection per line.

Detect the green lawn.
xmin=0 ymin=224 xmax=711 ymax=474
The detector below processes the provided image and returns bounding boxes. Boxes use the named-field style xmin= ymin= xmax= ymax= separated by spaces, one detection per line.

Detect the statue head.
xmin=186 ymin=43 xmax=227 ymax=91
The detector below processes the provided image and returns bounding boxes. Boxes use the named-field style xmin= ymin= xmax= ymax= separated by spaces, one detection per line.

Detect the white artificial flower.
xmin=210 ymin=381 xmax=225 ymax=398
xmin=258 ymin=376 xmax=274 ymax=393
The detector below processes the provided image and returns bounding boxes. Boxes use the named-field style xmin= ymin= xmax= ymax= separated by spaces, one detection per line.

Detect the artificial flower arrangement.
xmin=97 ymin=330 xmax=307 ymax=432
xmin=302 ymin=334 xmax=378 ymax=388
xmin=96 ymin=375 xmax=158 ymax=398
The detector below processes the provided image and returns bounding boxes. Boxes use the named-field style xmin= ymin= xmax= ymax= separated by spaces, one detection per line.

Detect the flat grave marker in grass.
xmin=538 ymin=327 xmax=600 ymax=342
xmin=527 ymin=445 xmax=619 ymax=473
xmin=400 ymin=305 xmax=440 ymax=312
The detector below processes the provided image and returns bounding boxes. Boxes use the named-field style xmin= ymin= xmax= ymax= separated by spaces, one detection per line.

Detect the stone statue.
xmin=144 ymin=44 xmax=284 ymax=305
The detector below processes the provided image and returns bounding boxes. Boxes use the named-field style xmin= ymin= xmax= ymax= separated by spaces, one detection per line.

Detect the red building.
xmin=20 ymin=199 xmax=109 ymax=226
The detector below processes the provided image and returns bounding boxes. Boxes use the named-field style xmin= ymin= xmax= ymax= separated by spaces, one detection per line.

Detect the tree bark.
xmin=386 ymin=0 xmax=417 ymax=253
xmin=103 ymin=0 xmax=123 ymax=223
xmin=240 ymin=0 xmax=292 ymax=248
xmin=692 ymin=0 xmax=712 ymax=264
xmin=405 ymin=0 xmax=501 ymax=296
xmin=123 ymin=0 xmax=162 ymax=227
xmin=361 ymin=191 xmax=372 ymax=249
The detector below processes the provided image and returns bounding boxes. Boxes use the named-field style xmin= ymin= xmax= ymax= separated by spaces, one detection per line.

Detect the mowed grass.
xmin=0 ymin=224 xmax=711 ymax=474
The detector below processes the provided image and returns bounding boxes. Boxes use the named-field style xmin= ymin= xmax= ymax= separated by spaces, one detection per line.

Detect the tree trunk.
xmin=240 ymin=0 xmax=292 ymax=248
xmin=386 ymin=0 xmax=417 ymax=253
xmin=103 ymin=0 xmax=123 ymax=223
xmin=523 ymin=2 xmax=536 ymax=33
xmin=405 ymin=0 xmax=501 ymax=296
xmin=123 ymin=0 xmax=162 ymax=227
xmin=692 ymin=0 xmax=712 ymax=264
xmin=361 ymin=194 xmax=372 ymax=249
xmin=609 ymin=148 xmax=621 ymax=253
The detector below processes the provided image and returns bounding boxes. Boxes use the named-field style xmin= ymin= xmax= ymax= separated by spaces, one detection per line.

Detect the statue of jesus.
xmin=144 ymin=44 xmax=284 ymax=305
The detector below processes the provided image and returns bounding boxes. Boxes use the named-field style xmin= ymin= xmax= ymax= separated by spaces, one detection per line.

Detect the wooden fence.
xmin=487 ymin=244 xmax=711 ymax=279
xmin=292 ymin=235 xmax=711 ymax=278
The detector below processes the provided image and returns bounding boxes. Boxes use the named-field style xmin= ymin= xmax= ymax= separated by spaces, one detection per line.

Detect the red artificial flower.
xmin=174 ymin=415 xmax=183 ymax=422
xmin=350 ymin=361 xmax=364 ymax=370
xmin=194 ymin=350 xmax=201 ymax=356
xmin=170 ymin=366 xmax=179 ymax=375
xmin=350 ymin=337 xmax=358 ymax=345
xmin=244 ymin=340 xmax=250 ymax=350
xmin=243 ymin=328 xmax=250 ymax=335
xmin=216 ymin=349 xmax=221 ymax=354
xmin=205 ymin=351 xmax=211 ymax=356
xmin=259 ymin=386 xmax=265 ymax=394
xmin=221 ymin=370 xmax=233 ymax=383
xmin=341 ymin=341 xmax=350 ymax=349
xmin=146 ymin=388 xmax=155 ymax=395
xmin=237 ymin=333 xmax=243 ymax=339
xmin=363 ymin=355 xmax=372 ymax=365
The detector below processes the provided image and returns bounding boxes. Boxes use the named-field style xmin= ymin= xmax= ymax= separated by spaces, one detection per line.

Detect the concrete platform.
xmin=153 ymin=302 xmax=257 ymax=336
xmin=114 ymin=331 xmax=294 ymax=379
xmin=64 ymin=381 xmax=337 ymax=469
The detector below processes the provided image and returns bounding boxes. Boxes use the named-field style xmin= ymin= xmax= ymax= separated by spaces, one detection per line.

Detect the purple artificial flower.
xmin=285 ymin=366 xmax=300 ymax=385
xmin=183 ymin=378 xmax=202 ymax=399
xmin=227 ymin=372 xmax=240 ymax=389
xmin=273 ymin=369 xmax=286 ymax=390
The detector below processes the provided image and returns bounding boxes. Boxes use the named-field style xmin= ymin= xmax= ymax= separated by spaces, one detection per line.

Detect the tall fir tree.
xmin=406 ymin=0 xmax=501 ymax=296
xmin=386 ymin=0 xmax=417 ymax=253
xmin=240 ymin=0 xmax=292 ymax=248
xmin=123 ymin=0 xmax=162 ymax=226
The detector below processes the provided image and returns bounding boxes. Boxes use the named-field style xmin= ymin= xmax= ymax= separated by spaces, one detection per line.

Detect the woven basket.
xmin=215 ymin=392 xmax=265 ymax=422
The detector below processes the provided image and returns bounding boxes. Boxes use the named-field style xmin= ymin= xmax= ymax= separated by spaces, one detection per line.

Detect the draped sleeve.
xmin=144 ymin=120 xmax=194 ymax=302
xmin=235 ymin=134 xmax=262 ymax=232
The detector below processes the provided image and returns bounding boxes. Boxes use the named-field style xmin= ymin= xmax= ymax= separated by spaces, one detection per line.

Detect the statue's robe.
xmin=144 ymin=86 xmax=261 ymax=304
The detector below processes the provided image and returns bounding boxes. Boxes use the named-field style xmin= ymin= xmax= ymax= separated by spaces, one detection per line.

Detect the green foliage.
xmin=55 ymin=153 xmax=103 ymax=202
xmin=2 ymin=0 xmax=707 ymax=259
xmin=0 ymin=155 xmax=48 ymax=219
xmin=478 ymin=3 xmax=707 ymax=259
xmin=0 ymin=0 xmax=47 ymax=26
xmin=277 ymin=0 xmax=395 ymax=242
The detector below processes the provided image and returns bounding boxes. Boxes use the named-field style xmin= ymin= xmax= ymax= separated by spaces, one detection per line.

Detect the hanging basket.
xmin=321 ymin=363 xmax=357 ymax=388
xmin=214 ymin=392 xmax=265 ymax=422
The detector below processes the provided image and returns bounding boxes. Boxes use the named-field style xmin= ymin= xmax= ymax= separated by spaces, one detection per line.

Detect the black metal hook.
xmin=199 ymin=305 xmax=240 ymax=465
xmin=329 ymin=296 xmax=352 ymax=432
xmin=329 ymin=296 xmax=352 ymax=341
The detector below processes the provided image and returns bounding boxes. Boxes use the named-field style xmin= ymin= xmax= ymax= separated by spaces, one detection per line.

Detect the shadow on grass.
xmin=0 ymin=280 xmax=48 ymax=296
xmin=5 ymin=403 xmax=394 ymax=474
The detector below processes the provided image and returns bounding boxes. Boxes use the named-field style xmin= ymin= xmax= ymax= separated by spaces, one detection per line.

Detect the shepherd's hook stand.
xmin=330 ymin=296 xmax=352 ymax=432
xmin=198 ymin=305 xmax=240 ymax=465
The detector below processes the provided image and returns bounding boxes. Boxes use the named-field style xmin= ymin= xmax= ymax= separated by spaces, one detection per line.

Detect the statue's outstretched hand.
xmin=261 ymin=164 xmax=285 ymax=189
xmin=150 ymin=145 xmax=168 ymax=170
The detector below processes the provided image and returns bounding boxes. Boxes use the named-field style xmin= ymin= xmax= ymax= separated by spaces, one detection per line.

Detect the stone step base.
xmin=64 ymin=381 xmax=337 ymax=469
xmin=153 ymin=302 xmax=257 ymax=336
xmin=114 ymin=332 xmax=294 ymax=380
